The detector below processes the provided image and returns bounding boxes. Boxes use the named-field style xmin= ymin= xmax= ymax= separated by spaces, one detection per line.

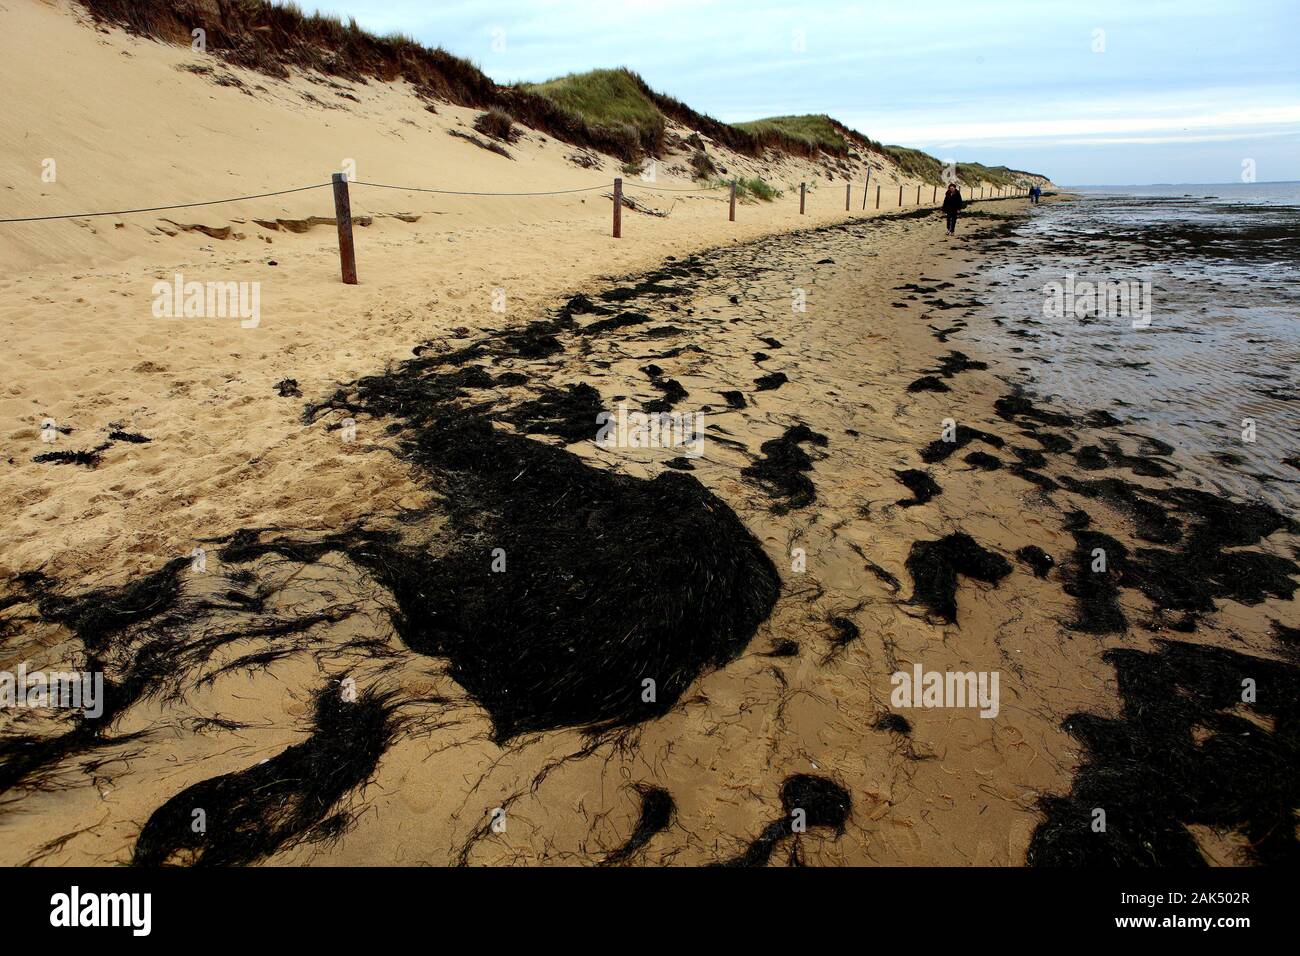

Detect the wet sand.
xmin=2 ymin=197 xmax=1297 ymax=866
xmin=976 ymin=192 xmax=1300 ymax=509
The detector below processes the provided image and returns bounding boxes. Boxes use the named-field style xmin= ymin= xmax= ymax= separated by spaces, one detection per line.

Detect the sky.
xmin=298 ymin=0 xmax=1300 ymax=185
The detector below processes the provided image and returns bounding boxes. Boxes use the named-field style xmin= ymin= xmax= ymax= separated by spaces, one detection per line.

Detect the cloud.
xmin=867 ymin=103 xmax=1300 ymax=148
xmin=297 ymin=0 xmax=1300 ymax=182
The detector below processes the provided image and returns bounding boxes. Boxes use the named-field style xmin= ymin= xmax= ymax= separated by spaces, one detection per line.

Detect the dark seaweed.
xmin=133 ymin=686 xmax=400 ymax=866
xmin=906 ymin=533 xmax=1012 ymax=624
xmin=717 ymin=775 xmax=851 ymax=867
xmin=601 ymin=785 xmax=675 ymax=865
xmin=1028 ymin=641 xmax=1300 ymax=866
xmin=1016 ymin=545 xmax=1055 ymax=578
xmin=741 ymin=424 xmax=829 ymax=514
xmin=894 ymin=468 xmax=941 ymax=507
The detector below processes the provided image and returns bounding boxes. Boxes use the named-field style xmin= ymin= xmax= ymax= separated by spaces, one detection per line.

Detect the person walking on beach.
xmin=942 ymin=183 xmax=964 ymax=235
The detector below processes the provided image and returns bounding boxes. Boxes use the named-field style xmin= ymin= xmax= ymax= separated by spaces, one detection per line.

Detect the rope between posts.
xmin=623 ymin=182 xmax=724 ymax=194
xmin=0 ymin=176 xmax=734 ymax=223
xmin=0 ymin=172 xmax=1018 ymax=224
xmin=350 ymin=180 xmax=611 ymax=197
xmin=0 ymin=168 xmax=1031 ymax=289
xmin=0 ymin=182 xmax=334 ymax=224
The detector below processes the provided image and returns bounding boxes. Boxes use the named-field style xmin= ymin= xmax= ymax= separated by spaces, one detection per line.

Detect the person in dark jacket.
xmin=941 ymin=183 xmax=964 ymax=235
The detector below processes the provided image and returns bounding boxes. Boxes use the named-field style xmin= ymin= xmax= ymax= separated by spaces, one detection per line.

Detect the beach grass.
xmin=733 ymin=115 xmax=851 ymax=153
xmin=884 ymin=145 xmax=947 ymax=185
xmin=710 ymin=177 xmax=782 ymax=202
xmin=520 ymin=69 xmax=666 ymax=157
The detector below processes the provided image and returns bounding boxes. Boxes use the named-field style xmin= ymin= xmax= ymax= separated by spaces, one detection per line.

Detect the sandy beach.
xmin=2 ymin=0 xmax=1296 ymax=871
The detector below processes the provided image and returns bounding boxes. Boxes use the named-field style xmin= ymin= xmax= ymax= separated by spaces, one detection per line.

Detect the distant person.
xmin=942 ymin=183 xmax=964 ymax=235
xmin=1030 ymin=184 xmax=1042 ymax=204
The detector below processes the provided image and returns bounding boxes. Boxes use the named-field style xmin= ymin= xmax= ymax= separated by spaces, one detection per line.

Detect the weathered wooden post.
xmin=898 ymin=184 xmax=904 ymax=206
xmin=331 ymin=172 xmax=357 ymax=285
xmin=613 ymin=177 xmax=623 ymax=238
xmin=916 ymin=184 xmax=922 ymax=205
xmin=845 ymin=182 xmax=851 ymax=211
xmin=729 ymin=179 xmax=737 ymax=222
xmin=800 ymin=182 xmax=806 ymax=215
xmin=876 ymin=185 xmax=881 ymax=209
xmin=932 ymin=185 xmax=937 ymax=203
xmin=863 ymin=169 xmax=870 ymax=210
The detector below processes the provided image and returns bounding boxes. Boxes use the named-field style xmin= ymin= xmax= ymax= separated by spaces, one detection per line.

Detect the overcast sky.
xmin=299 ymin=0 xmax=1300 ymax=185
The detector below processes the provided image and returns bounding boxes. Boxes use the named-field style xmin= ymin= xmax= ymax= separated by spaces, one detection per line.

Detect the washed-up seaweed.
xmin=1028 ymin=640 xmax=1300 ymax=866
xmin=133 ymin=686 xmax=400 ymax=866
xmin=906 ymin=533 xmax=1012 ymax=625
xmin=601 ymin=785 xmax=675 ymax=865
xmin=716 ymin=775 xmax=851 ymax=867
xmin=741 ymin=424 xmax=828 ymax=514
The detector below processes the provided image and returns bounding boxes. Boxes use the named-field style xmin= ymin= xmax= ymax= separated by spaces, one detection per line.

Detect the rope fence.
xmin=0 ymin=169 xmax=1034 ymax=284
xmin=0 ymin=182 xmax=333 ymax=224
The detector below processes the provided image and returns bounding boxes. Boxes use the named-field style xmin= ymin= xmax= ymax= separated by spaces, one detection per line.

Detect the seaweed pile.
xmin=741 ymin=424 xmax=829 ymax=514
xmin=0 ymin=542 xmax=380 ymax=802
xmin=894 ymin=469 xmax=941 ymax=507
xmin=1059 ymin=484 xmax=1298 ymax=634
xmin=601 ymin=785 xmax=676 ymax=866
xmin=919 ymin=425 xmax=1004 ymax=464
xmin=906 ymin=533 xmax=1012 ymax=625
xmin=4 ymin=257 xmax=785 ymax=837
xmin=134 ymin=686 xmax=401 ymax=866
xmin=980 ymin=388 xmax=1298 ymax=634
xmin=717 ymin=774 xmax=851 ymax=867
xmin=1028 ymin=640 xmax=1300 ymax=865
xmin=302 ymin=307 xmax=782 ymax=739
xmin=346 ymin=416 xmax=781 ymax=739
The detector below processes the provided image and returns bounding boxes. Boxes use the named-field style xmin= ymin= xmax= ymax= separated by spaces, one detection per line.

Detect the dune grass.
xmin=883 ymin=146 xmax=947 ymax=185
xmin=956 ymin=162 xmax=1028 ymax=187
xmin=733 ymin=115 xmax=852 ymax=153
xmin=882 ymin=148 xmax=1035 ymax=188
xmin=521 ymin=70 xmax=663 ymax=138
xmin=711 ymin=177 xmax=782 ymax=202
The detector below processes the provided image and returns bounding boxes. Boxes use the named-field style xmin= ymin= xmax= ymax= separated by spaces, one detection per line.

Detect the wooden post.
xmin=799 ymin=182 xmax=806 ymax=215
xmin=845 ymin=182 xmax=851 ymax=211
xmin=331 ymin=173 xmax=357 ymax=285
xmin=613 ymin=177 xmax=622 ymax=238
xmin=876 ymin=185 xmax=881 ymax=209
xmin=932 ymin=185 xmax=937 ymax=203
xmin=916 ymin=185 xmax=922 ymax=205
xmin=898 ymin=184 xmax=904 ymax=206
xmin=862 ymin=169 xmax=870 ymax=210
xmin=729 ymin=179 xmax=737 ymax=222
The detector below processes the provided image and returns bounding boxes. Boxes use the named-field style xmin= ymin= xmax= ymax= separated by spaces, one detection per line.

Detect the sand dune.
xmin=0 ymin=0 xmax=1043 ymax=584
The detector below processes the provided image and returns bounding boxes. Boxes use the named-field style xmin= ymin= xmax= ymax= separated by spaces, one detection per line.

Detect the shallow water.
xmin=976 ymin=188 xmax=1300 ymax=510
